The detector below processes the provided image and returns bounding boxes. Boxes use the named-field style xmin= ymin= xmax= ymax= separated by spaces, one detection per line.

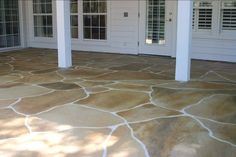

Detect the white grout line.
xmin=24 ymin=116 xmax=32 ymax=134
xmin=211 ymin=71 xmax=236 ymax=83
xmin=180 ymin=95 xmax=236 ymax=147
xmin=1 ymin=54 xmax=236 ymax=153
xmin=114 ymin=113 xmax=151 ymax=157
xmin=185 ymin=112 xmax=236 ymax=147
xmin=196 ymin=116 xmax=236 ymax=126
xmin=150 ymin=85 xmax=236 ymax=147
xmin=73 ymin=104 xmax=151 ymax=156
xmin=114 ymin=102 xmax=151 ymax=113
xmin=102 ymin=124 xmax=122 ymax=157
xmin=9 ymin=106 xmax=27 ymax=116
xmin=200 ymin=70 xmax=236 ymax=83
xmin=181 ymin=95 xmax=215 ymax=112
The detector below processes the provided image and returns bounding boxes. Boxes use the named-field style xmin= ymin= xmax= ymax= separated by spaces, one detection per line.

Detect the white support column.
xmin=175 ymin=0 xmax=193 ymax=81
xmin=56 ymin=0 xmax=72 ymax=68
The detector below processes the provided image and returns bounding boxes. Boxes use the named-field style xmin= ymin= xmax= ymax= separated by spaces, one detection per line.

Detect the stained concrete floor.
xmin=0 ymin=48 xmax=235 ymax=157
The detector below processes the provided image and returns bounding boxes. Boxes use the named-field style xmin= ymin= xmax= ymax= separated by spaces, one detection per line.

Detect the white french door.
xmin=0 ymin=0 xmax=21 ymax=49
xmin=139 ymin=0 xmax=176 ymax=56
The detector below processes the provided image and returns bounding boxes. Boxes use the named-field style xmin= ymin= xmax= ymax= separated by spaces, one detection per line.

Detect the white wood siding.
xmin=22 ymin=0 xmax=236 ymax=62
xmin=25 ymin=0 xmax=139 ymax=54
xmin=192 ymin=38 xmax=236 ymax=62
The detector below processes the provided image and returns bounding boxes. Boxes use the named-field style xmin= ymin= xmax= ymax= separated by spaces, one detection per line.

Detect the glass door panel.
xmin=0 ymin=0 xmax=20 ymax=48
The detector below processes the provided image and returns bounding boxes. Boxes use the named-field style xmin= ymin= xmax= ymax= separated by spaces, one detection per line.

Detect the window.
xmin=0 ymin=0 xmax=20 ymax=48
xmin=146 ymin=0 xmax=165 ymax=45
xmin=33 ymin=0 xmax=53 ymax=37
xmin=193 ymin=1 xmax=213 ymax=31
xmin=221 ymin=1 xmax=236 ymax=30
xmin=71 ymin=0 xmax=78 ymax=38
xmin=83 ymin=0 xmax=107 ymax=40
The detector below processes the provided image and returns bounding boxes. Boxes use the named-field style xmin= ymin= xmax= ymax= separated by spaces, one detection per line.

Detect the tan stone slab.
xmin=146 ymin=64 xmax=175 ymax=73
xmin=157 ymin=81 xmax=236 ymax=90
xmin=106 ymin=83 xmax=151 ymax=92
xmin=110 ymin=63 xmax=152 ymax=71
xmin=94 ymin=71 xmax=172 ymax=80
xmin=14 ymin=89 xmax=86 ymax=115
xmin=12 ymin=61 xmax=56 ymax=71
xmin=0 ymin=128 xmax=110 ymax=157
xmin=78 ymin=80 xmax=114 ymax=88
xmin=85 ymin=87 xmax=110 ymax=93
xmin=107 ymin=126 xmax=146 ymax=157
xmin=0 ymin=75 xmax=21 ymax=85
xmin=39 ymin=82 xmax=81 ymax=90
xmin=17 ymin=72 xmax=63 ymax=84
xmin=0 ymin=63 xmax=12 ymax=75
xmin=63 ymin=78 xmax=84 ymax=83
xmin=131 ymin=117 xmax=236 ymax=157
xmin=0 ymin=82 xmax=23 ymax=88
xmin=186 ymin=95 xmax=236 ymax=124
xmin=77 ymin=90 xmax=150 ymax=112
xmin=213 ymin=63 xmax=236 ymax=74
xmin=151 ymin=87 xmax=212 ymax=110
xmin=117 ymin=104 xmax=181 ymax=122
xmin=215 ymin=72 xmax=236 ymax=82
xmin=120 ymin=79 xmax=176 ymax=86
xmin=31 ymin=68 xmax=58 ymax=74
xmin=0 ymin=99 xmax=18 ymax=108
xmin=0 ymin=109 xmax=28 ymax=139
xmin=0 ymin=85 xmax=50 ymax=100
xmin=199 ymin=71 xmax=232 ymax=83
xmin=58 ymin=67 xmax=112 ymax=79
xmin=28 ymin=104 xmax=123 ymax=131
xmin=87 ymin=62 xmax=125 ymax=69
xmin=151 ymin=87 xmax=236 ymax=111
xmin=111 ymin=55 xmax=147 ymax=64
xmin=200 ymin=119 xmax=236 ymax=144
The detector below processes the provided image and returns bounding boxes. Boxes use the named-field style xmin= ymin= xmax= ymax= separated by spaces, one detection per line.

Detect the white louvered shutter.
xmin=221 ymin=1 xmax=236 ymax=30
xmin=193 ymin=1 xmax=213 ymax=31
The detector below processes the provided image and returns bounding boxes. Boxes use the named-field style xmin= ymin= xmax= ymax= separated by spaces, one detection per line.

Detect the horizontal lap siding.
xmin=192 ymin=38 xmax=236 ymax=62
xmin=26 ymin=0 xmax=139 ymax=54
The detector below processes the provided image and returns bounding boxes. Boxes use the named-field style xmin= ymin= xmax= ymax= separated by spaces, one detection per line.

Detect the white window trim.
xmin=193 ymin=0 xmax=236 ymax=40
xmin=81 ymin=0 xmax=108 ymax=41
xmin=28 ymin=0 xmax=56 ymax=42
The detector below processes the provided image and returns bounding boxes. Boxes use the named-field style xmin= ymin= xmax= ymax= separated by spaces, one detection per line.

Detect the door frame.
xmin=138 ymin=0 xmax=177 ymax=57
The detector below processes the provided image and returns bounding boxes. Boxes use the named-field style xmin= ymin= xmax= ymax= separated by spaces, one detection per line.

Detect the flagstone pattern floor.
xmin=0 ymin=48 xmax=235 ymax=157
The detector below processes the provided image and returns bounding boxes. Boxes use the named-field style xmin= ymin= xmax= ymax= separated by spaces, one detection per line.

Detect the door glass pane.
xmin=0 ymin=0 xmax=20 ymax=48
xmin=146 ymin=0 xmax=165 ymax=45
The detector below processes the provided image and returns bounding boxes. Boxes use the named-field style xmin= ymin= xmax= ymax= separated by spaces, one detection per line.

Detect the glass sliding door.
xmin=0 ymin=0 xmax=20 ymax=48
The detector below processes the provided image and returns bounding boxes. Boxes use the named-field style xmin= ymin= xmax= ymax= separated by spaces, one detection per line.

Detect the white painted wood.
xmin=19 ymin=0 xmax=27 ymax=48
xmin=175 ymin=0 xmax=193 ymax=81
xmin=21 ymin=0 xmax=236 ymax=63
xmin=56 ymin=0 xmax=72 ymax=68
xmin=138 ymin=0 xmax=177 ymax=56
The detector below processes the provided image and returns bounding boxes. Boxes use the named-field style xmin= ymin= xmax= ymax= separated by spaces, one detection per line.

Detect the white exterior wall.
xmin=192 ymin=38 xmax=236 ymax=62
xmin=21 ymin=0 xmax=236 ymax=63
xmin=25 ymin=0 xmax=139 ymax=55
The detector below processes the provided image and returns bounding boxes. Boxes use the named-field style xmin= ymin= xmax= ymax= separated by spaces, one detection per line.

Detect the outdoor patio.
xmin=0 ymin=48 xmax=235 ymax=157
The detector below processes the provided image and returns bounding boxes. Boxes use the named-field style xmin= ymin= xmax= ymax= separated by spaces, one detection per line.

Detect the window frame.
xmin=32 ymin=0 xmax=53 ymax=38
xmin=82 ymin=0 xmax=108 ymax=41
xmin=192 ymin=0 xmax=236 ymax=40
xmin=71 ymin=0 xmax=79 ymax=39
